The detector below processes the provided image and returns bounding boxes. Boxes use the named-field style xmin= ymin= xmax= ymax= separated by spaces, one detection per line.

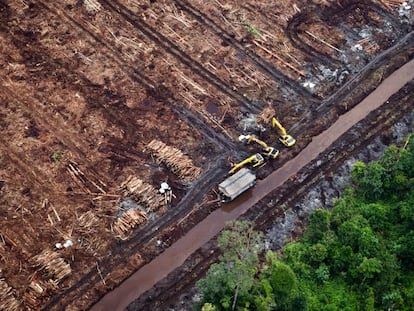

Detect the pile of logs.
xmin=0 ymin=278 xmax=19 ymax=311
xmin=120 ymin=176 xmax=164 ymax=213
xmin=257 ymin=105 xmax=276 ymax=125
xmin=147 ymin=140 xmax=201 ymax=183
xmin=84 ymin=0 xmax=102 ymax=13
xmin=31 ymin=250 xmax=71 ymax=285
xmin=113 ymin=209 xmax=148 ymax=238
xmin=23 ymin=280 xmax=47 ymax=308
xmin=77 ymin=210 xmax=100 ymax=234
xmin=357 ymin=37 xmax=380 ymax=56
xmin=378 ymin=0 xmax=407 ymax=9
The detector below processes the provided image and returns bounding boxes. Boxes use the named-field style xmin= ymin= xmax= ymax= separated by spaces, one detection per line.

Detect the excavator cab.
xmin=263 ymin=146 xmax=279 ymax=159
xmin=271 ymin=117 xmax=296 ymax=147
xmin=229 ymin=153 xmax=264 ymax=175
xmin=279 ymin=135 xmax=296 ymax=147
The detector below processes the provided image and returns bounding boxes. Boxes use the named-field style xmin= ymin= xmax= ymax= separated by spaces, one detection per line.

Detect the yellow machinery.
xmin=271 ymin=117 xmax=296 ymax=147
xmin=229 ymin=153 xmax=264 ymax=174
xmin=239 ymin=135 xmax=279 ymax=159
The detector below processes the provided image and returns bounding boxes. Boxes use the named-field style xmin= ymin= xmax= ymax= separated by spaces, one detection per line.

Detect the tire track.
xmin=36 ymin=1 xmax=236 ymax=151
xmin=289 ymin=31 xmax=414 ymax=135
xmin=133 ymin=81 xmax=414 ymax=311
xmin=97 ymin=0 xmax=262 ymax=112
xmin=90 ymin=58 xmax=414 ymax=311
xmin=171 ymin=0 xmax=316 ymax=100
xmin=286 ymin=13 xmax=340 ymax=67
xmin=254 ymin=83 xmax=414 ymax=233
xmin=1 ymin=6 xmax=234 ymax=307
xmin=286 ymin=0 xmax=402 ymax=68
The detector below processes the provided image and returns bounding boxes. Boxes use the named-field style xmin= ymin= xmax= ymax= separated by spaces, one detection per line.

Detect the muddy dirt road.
xmin=91 ymin=58 xmax=414 ymax=311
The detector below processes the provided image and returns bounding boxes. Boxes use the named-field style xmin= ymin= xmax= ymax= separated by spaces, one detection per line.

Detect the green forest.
xmin=196 ymin=134 xmax=414 ymax=311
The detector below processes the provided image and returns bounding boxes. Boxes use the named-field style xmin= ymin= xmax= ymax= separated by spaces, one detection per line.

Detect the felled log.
xmin=0 ymin=278 xmax=20 ymax=311
xmin=120 ymin=176 xmax=164 ymax=212
xmin=31 ymin=250 xmax=71 ymax=284
xmin=113 ymin=209 xmax=148 ymax=238
xmin=147 ymin=140 xmax=201 ymax=183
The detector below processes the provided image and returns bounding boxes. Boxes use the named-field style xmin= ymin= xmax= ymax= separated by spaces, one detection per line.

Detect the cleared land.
xmin=0 ymin=0 xmax=412 ymax=309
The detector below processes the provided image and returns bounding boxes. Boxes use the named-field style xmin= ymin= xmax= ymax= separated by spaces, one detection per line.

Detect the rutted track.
xmin=290 ymin=31 xmax=414 ymax=134
xmin=1 ymin=1 xmax=412 ymax=309
xmin=41 ymin=24 xmax=414 ymax=311
xmin=97 ymin=0 xmax=262 ymax=112
xmin=43 ymin=161 xmax=229 ymax=310
xmin=35 ymin=1 xmax=236 ymax=151
xmin=286 ymin=0 xmax=402 ymax=67
xmin=286 ymin=0 xmax=399 ymax=67
xmin=171 ymin=0 xmax=315 ymax=100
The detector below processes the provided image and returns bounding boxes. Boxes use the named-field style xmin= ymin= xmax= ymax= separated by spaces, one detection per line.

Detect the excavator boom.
xmin=271 ymin=117 xmax=296 ymax=147
xmin=271 ymin=117 xmax=287 ymax=135
xmin=241 ymin=134 xmax=280 ymax=159
xmin=229 ymin=153 xmax=264 ymax=174
xmin=247 ymin=135 xmax=268 ymax=149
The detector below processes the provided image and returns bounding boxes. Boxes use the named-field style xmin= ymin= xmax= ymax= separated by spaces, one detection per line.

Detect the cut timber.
xmin=147 ymin=140 xmax=201 ymax=183
xmin=78 ymin=211 xmax=100 ymax=233
xmin=120 ymin=176 xmax=164 ymax=213
xmin=84 ymin=0 xmax=102 ymax=13
xmin=257 ymin=105 xmax=276 ymax=124
xmin=113 ymin=209 xmax=148 ymax=238
xmin=23 ymin=279 xmax=47 ymax=308
xmin=31 ymin=250 xmax=71 ymax=285
xmin=0 ymin=278 xmax=20 ymax=311
xmin=304 ymin=31 xmax=343 ymax=53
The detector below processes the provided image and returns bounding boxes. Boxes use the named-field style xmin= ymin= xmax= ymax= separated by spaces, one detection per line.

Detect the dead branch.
xmin=23 ymin=279 xmax=47 ymax=308
xmin=257 ymin=105 xmax=276 ymax=124
xmin=84 ymin=0 xmax=102 ymax=14
xmin=304 ymin=30 xmax=343 ymax=53
xmin=67 ymin=162 xmax=106 ymax=194
xmin=253 ymin=41 xmax=306 ymax=76
xmin=77 ymin=211 xmax=100 ymax=234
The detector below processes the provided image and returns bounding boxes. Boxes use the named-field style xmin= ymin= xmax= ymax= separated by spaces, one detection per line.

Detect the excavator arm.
xmin=229 ymin=153 xmax=264 ymax=174
xmin=271 ymin=117 xmax=296 ymax=147
xmin=247 ymin=135 xmax=268 ymax=149
xmin=240 ymin=135 xmax=280 ymax=159
xmin=271 ymin=117 xmax=287 ymax=135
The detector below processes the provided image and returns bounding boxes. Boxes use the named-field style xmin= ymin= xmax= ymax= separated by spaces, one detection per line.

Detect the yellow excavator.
xmin=229 ymin=153 xmax=264 ymax=174
xmin=271 ymin=117 xmax=296 ymax=147
xmin=239 ymin=135 xmax=279 ymax=159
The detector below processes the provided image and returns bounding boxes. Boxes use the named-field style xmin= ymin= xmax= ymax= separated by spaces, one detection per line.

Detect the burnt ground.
xmin=0 ymin=0 xmax=412 ymax=310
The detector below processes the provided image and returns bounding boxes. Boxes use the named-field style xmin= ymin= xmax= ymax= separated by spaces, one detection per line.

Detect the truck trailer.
xmin=218 ymin=168 xmax=256 ymax=202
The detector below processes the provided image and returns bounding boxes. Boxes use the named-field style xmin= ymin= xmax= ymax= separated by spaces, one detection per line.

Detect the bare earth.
xmin=0 ymin=0 xmax=412 ymax=310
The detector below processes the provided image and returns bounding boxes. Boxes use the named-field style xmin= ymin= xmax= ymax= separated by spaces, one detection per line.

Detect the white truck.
xmin=218 ymin=168 xmax=256 ymax=202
